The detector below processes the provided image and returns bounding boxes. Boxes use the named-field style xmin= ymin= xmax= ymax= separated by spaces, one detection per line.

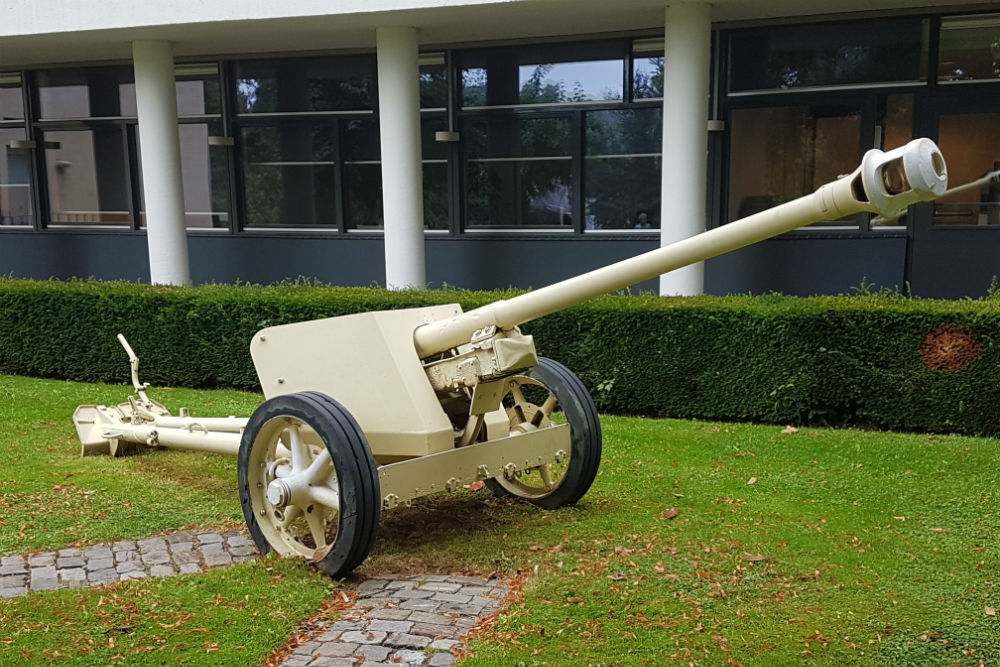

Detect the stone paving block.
xmin=141 ymin=551 xmax=171 ymax=565
xmin=1 ymin=555 xmax=26 ymax=567
xmin=314 ymin=629 xmax=342 ymax=643
xmin=179 ymin=563 xmax=203 ymax=575
xmin=165 ymin=532 xmax=194 ymax=544
xmin=116 ymin=560 xmax=144 ymax=574
xmin=355 ymin=645 xmax=392 ymax=662
xmin=407 ymin=611 xmax=456 ymax=625
xmin=204 ymin=552 xmax=233 ymax=568
xmin=0 ymin=562 xmax=26 ymax=576
xmin=367 ymin=620 xmax=413 ymax=633
xmin=111 ymin=540 xmax=136 ymax=552
xmin=83 ymin=546 xmax=113 ymax=559
xmin=227 ymin=535 xmax=254 ymax=548
xmin=136 ymin=538 xmax=167 ymax=552
xmin=356 ymin=578 xmax=390 ymax=593
xmin=60 ymin=567 xmax=87 ymax=582
xmin=116 ymin=550 xmax=141 ymax=563
xmin=438 ymin=602 xmax=486 ymax=615
xmin=457 ymin=585 xmax=493 ymax=596
xmin=358 ymin=662 xmax=391 ymax=667
xmin=306 ymin=658 xmax=355 ymax=667
xmin=385 ymin=632 xmax=431 ymax=649
xmin=201 ymin=543 xmax=225 ymax=555
xmin=390 ymin=649 xmax=427 ymax=664
xmin=282 ymin=656 xmax=311 ymax=667
xmin=428 ymin=652 xmax=455 ymax=667
xmin=384 ymin=580 xmax=416 ymax=590
xmin=314 ymin=642 xmax=358 ymax=657
xmin=409 ymin=623 xmax=462 ymax=640
xmin=391 ymin=588 xmax=434 ymax=600
xmin=232 ymin=554 xmax=257 ymax=564
xmin=327 ymin=620 xmax=366 ymax=632
xmin=197 ymin=533 xmax=223 ymax=544
xmin=453 ymin=617 xmax=477 ymax=629
xmin=399 ymin=599 xmax=441 ymax=611
xmin=430 ymin=592 xmax=472 ymax=604
xmin=88 ymin=569 xmax=120 ymax=584
xmin=168 ymin=541 xmax=194 ymax=553
xmin=415 ymin=574 xmax=451 ymax=582
xmin=171 ymin=550 xmax=201 ymax=565
xmin=229 ymin=545 xmax=258 ymax=557
xmin=416 ymin=582 xmax=462 ymax=593
xmin=0 ymin=574 xmax=26 ymax=589
xmin=57 ymin=556 xmax=86 ymax=569
xmin=365 ymin=608 xmax=411 ymax=621
xmin=119 ymin=571 xmax=147 ymax=581
xmin=27 ymin=552 xmax=55 ymax=567
xmin=86 ymin=558 xmax=115 ymax=572
xmin=30 ymin=566 xmax=57 ymax=585
xmin=0 ymin=587 xmax=27 ymax=598
xmin=57 ymin=547 xmax=82 ymax=558
xmin=149 ymin=565 xmax=176 ymax=577
xmin=292 ymin=641 xmax=320 ymax=656
xmin=430 ymin=638 xmax=460 ymax=651
xmin=340 ymin=630 xmax=387 ymax=645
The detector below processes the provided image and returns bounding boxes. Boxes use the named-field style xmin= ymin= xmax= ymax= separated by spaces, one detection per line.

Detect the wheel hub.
xmin=266 ymin=479 xmax=291 ymax=508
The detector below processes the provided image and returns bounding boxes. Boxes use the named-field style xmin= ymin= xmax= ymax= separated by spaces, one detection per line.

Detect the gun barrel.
xmin=413 ymin=138 xmax=947 ymax=359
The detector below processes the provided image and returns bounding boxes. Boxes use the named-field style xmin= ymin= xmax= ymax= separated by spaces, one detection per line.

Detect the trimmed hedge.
xmin=2 ymin=277 xmax=1000 ymax=435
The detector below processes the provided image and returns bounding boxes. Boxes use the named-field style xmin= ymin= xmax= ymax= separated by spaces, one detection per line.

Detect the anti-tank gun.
xmin=73 ymin=138 xmax=948 ymax=577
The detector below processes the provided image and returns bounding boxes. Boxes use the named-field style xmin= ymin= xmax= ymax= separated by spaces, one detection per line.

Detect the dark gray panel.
xmin=0 ymin=230 xmax=151 ymax=281
xmin=705 ymin=236 xmax=908 ymax=296
xmin=908 ymin=230 xmax=1000 ymax=299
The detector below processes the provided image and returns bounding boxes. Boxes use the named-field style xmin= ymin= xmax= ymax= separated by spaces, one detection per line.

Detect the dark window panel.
xmin=463 ymin=116 xmax=573 ymax=228
xmin=342 ymin=119 xmax=382 ymax=230
xmin=419 ymin=53 xmax=448 ymax=109
xmin=0 ymin=128 xmax=33 ymax=226
xmin=728 ymin=105 xmax=861 ymax=227
xmin=421 ymin=115 xmax=449 ymax=230
xmin=234 ymin=56 xmax=375 ymax=113
xmin=729 ymin=18 xmax=928 ymax=92
xmin=584 ymin=109 xmax=661 ymax=230
xmin=459 ymin=43 xmax=624 ymax=107
xmin=938 ymin=14 xmax=1000 ymax=82
xmin=35 ymin=67 xmax=136 ymax=119
xmin=934 ymin=112 xmax=1000 ymax=226
xmin=42 ymin=128 xmax=131 ymax=225
xmin=241 ymin=124 xmax=337 ymax=227
xmin=0 ymin=74 xmax=24 ymax=121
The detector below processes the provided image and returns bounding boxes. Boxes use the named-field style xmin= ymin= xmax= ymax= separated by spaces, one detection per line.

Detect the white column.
xmin=132 ymin=40 xmax=190 ymax=286
xmin=659 ymin=3 xmax=711 ymax=296
xmin=376 ymin=26 xmax=426 ymax=290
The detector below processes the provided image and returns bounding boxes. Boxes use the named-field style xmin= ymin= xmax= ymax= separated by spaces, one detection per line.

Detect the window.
xmin=729 ymin=18 xmax=929 ymax=93
xmin=933 ymin=113 xmax=1000 ymax=225
xmin=460 ymin=43 xmax=625 ymax=107
xmin=234 ymin=57 xmax=374 ymax=113
xmin=584 ymin=109 xmax=661 ymax=230
xmin=42 ymin=127 xmax=131 ymax=225
xmin=728 ymin=105 xmax=862 ymax=226
xmin=0 ymin=73 xmax=32 ymax=226
xmin=632 ymin=39 xmax=664 ymax=100
xmin=463 ymin=115 xmax=573 ymax=228
xmin=938 ymin=14 xmax=1000 ymax=83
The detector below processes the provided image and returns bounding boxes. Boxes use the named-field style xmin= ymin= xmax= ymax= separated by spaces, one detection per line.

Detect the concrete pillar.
xmin=376 ymin=26 xmax=426 ymax=290
xmin=659 ymin=2 xmax=711 ymax=296
xmin=132 ymin=40 xmax=190 ymax=286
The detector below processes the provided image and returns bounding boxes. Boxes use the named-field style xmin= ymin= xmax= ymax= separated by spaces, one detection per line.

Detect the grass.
xmin=2 ymin=373 xmax=999 ymax=665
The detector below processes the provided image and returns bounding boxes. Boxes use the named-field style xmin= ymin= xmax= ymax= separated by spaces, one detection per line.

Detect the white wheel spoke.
xmin=288 ymin=425 xmax=310 ymax=473
xmin=304 ymin=448 xmax=333 ymax=485
xmin=279 ymin=505 xmax=303 ymax=529
xmin=540 ymin=464 xmax=555 ymax=491
xmin=308 ymin=484 xmax=340 ymax=512
xmin=539 ymin=393 xmax=558 ymax=418
xmin=305 ymin=508 xmax=327 ymax=550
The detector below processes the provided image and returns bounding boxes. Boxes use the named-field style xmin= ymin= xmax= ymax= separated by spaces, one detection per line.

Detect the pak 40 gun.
xmin=74 ymin=138 xmax=948 ymax=577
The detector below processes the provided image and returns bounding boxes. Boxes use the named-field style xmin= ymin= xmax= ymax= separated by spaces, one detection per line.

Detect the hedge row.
xmin=2 ymin=277 xmax=1000 ymax=435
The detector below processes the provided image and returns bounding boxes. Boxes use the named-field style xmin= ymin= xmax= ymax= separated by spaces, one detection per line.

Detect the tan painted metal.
xmin=412 ymin=138 xmax=948 ymax=358
xmin=250 ymin=306 xmax=462 ymax=461
xmin=377 ymin=423 xmax=570 ymax=508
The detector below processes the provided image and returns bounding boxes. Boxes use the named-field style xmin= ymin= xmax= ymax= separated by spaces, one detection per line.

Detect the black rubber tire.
xmin=486 ymin=357 xmax=602 ymax=509
xmin=238 ymin=391 xmax=380 ymax=578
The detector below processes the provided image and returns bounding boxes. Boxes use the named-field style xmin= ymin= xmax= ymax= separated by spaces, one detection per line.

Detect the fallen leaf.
xmin=929 ymin=527 xmax=948 ymax=534
xmin=463 ymin=481 xmax=484 ymax=491
xmin=893 ymin=516 xmax=905 ymax=521
xmin=781 ymin=426 xmax=799 ymax=435
xmin=986 ymin=607 xmax=997 ymax=616
xmin=609 ymin=572 xmax=628 ymax=581
xmin=658 ymin=507 xmax=680 ymax=520
xmin=747 ymin=477 xmax=758 ymax=485
xmin=741 ymin=553 xmax=768 ymax=562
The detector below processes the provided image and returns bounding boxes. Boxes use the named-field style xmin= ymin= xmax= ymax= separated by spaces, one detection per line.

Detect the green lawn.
xmin=1 ymin=373 xmax=998 ymax=666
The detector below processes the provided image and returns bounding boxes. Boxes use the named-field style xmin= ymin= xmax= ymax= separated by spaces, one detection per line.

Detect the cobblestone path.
xmin=1 ymin=534 xmax=509 ymax=666
xmin=0 ymin=529 xmax=258 ymax=598
xmin=280 ymin=574 xmax=506 ymax=667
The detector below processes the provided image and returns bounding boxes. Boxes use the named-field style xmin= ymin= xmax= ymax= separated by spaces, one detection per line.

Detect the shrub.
xmin=2 ymin=278 xmax=999 ymax=435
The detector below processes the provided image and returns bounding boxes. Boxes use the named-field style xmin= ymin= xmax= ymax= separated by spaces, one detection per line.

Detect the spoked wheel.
xmin=238 ymin=391 xmax=380 ymax=578
xmin=486 ymin=357 xmax=602 ymax=509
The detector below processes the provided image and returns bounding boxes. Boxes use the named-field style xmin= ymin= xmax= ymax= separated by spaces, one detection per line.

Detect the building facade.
xmin=1 ymin=1 xmax=999 ymax=297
